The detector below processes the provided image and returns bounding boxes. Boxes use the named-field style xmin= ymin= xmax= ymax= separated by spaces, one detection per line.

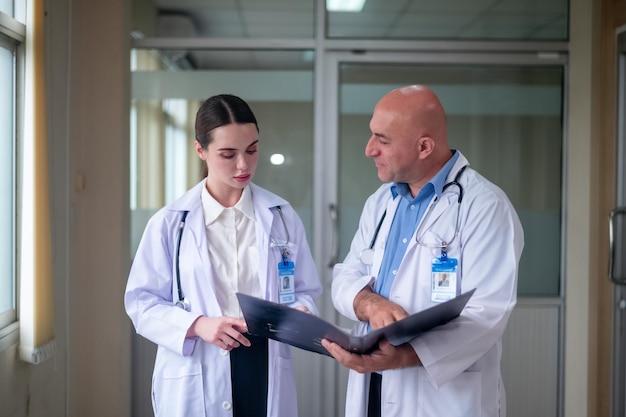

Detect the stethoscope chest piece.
xmin=175 ymin=297 xmax=191 ymax=311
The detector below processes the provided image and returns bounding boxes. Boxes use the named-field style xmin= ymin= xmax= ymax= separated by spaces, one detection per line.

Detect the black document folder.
xmin=236 ymin=288 xmax=475 ymax=357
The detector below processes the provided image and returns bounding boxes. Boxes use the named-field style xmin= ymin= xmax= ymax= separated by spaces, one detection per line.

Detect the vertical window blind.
xmin=19 ymin=0 xmax=55 ymax=364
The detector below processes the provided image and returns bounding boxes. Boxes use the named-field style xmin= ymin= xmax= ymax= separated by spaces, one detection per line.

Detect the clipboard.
xmin=236 ymin=288 xmax=475 ymax=357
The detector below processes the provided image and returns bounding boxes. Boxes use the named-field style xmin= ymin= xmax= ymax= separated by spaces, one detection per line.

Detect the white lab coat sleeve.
xmin=412 ymin=180 xmax=524 ymax=388
xmin=124 ymin=210 xmax=202 ymax=356
xmin=331 ymin=187 xmax=387 ymax=321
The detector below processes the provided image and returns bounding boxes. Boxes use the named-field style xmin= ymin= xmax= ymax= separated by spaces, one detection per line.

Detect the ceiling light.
xmin=327 ymin=0 xmax=366 ymax=12
xmin=270 ymin=153 xmax=285 ymax=166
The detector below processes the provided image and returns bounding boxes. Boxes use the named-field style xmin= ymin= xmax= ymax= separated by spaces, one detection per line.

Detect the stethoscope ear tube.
xmin=442 ymin=165 xmax=468 ymax=204
xmin=175 ymin=211 xmax=190 ymax=310
xmin=359 ymin=164 xmax=469 ymax=266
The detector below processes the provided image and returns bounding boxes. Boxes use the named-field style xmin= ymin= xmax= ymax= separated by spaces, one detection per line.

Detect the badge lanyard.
xmin=271 ymin=206 xmax=296 ymax=304
xmin=431 ymin=247 xmax=458 ymax=303
xmin=420 ymin=165 xmax=468 ymax=303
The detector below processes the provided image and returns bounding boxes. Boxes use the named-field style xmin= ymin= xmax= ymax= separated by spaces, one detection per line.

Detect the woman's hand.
xmin=294 ymin=305 xmax=312 ymax=314
xmin=187 ymin=316 xmax=250 ymax=350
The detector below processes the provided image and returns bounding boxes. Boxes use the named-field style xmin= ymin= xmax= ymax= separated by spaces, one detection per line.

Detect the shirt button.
xmin=402 ymin=238 xmax=407 ymax=244
xmin=410 ymin=205 xmax=415 ymax=210
xmin=220 ymin=349 xmax=229 ymax=356
xmin=392 ymin=270 xmax=397 ymax=275
xmin=222 ymin=401 xmax=232 ymax=410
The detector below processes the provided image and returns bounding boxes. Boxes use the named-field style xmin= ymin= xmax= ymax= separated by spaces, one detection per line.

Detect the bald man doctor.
xmin=323 ymin=85 xmax=524 ymax=417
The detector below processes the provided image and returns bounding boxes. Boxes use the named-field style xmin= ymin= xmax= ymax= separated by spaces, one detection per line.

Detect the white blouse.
xmin=200 ymin=185 xmax=261 ymax=318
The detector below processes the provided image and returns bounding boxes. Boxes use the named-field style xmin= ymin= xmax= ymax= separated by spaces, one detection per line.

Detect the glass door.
xmin=319 ymin=51 xmax=566 ymax=417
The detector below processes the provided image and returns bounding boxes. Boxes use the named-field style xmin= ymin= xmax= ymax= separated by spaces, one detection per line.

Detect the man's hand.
xmin=354 ymin=287 xmax=409 ymax=329
xmin=321 ymin=339 xmax=421 ymax=373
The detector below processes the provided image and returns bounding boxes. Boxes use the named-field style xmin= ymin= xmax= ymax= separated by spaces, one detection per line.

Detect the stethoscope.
xmin=175 ymin=210 xmax=191 ymax=311
xmin=269 ymin=206 xmax=291 ymax=264
xmin=173 ymin=206 xmax=291 ymax=310
xmin=359 ymin=165 xmax=469 ymax=266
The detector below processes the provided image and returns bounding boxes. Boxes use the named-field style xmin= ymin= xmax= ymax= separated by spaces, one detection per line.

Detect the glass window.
xmin=130 ymin=48 xmax=315 ymax=256
xmin=0 ymin=0 xmax=13 ymax=16
xmin=0 ymin=0 xmax=25 ymax=24
xmin=327 ymin=0 xmax=569 ymax=40
xmin=131 ymin=0 xmax=569 ymax=41
xmin=131 ymin=0 xmax=314 ymax=39
xmin=0 ymin=31 xmax=17 ymax=333
xmin=337 ymin=63 xmax=563 ymax=297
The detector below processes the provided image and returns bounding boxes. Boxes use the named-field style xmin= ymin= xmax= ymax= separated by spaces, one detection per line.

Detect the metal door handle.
xmin=609 ymin=207 xmax=626 ymax=284
xmin=327 ymin=204 xmax=339 ymax=268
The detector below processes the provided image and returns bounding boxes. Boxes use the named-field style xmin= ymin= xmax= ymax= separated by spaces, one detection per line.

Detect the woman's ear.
xmin=194 ymin=140 xmax=206 ymax=160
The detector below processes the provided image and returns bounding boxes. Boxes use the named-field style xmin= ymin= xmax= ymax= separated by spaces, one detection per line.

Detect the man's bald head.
xmin=366 ymin=85 xmax=453 ymax=195
xmin=377 ymin=85 xmax=448 ymax=148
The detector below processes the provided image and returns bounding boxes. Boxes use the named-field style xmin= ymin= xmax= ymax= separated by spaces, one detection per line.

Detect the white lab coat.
xmin=125 ymin=181 xmax=322 ymax=417
xmin=332 ymin=152 xmax=524 ymax=417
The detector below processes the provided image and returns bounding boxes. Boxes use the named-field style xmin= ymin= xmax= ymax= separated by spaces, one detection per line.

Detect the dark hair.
xmin=195 ymin=94 xmax=259 ymax=149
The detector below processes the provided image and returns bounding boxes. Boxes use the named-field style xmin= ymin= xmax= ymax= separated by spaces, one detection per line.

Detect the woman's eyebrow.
xmin=217 ymin=140 xmax=259 ymax=152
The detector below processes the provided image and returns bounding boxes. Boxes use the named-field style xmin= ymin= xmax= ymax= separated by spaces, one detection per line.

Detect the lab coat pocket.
xmin=268 ymin=356 xmax=298 ymax=417
xmin=419 ymin=370 xmax=481 ymax=417
xmin=153 ymin=363 xmax=205 ymax=417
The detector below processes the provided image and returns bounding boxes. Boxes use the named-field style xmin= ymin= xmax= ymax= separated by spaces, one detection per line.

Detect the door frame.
xmin=313 ymin=50 xmax=569 ymax=417
xmin=611 ymin=26 xmax=626 ymax=417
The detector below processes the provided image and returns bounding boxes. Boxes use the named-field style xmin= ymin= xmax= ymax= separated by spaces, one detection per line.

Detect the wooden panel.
xmin=617 ymin=0 xmax=626 ymax=27
xmin=594 ymin=0 xmax=620 ymax=416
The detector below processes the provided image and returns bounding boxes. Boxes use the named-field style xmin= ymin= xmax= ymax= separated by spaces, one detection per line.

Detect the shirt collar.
xmin=431 ymin=149 xmax=460 ymax=198
xmin=201 ymin=185 xmax=255 ymax=225
xmin=235 ymin=186 xmax=256 ymax=221
xmin=389 ymin=149 xmax=460 ymax=201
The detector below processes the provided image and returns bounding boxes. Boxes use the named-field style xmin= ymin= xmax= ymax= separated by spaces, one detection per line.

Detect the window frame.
xmin=0 ymin=10 xmax=25 ymax=352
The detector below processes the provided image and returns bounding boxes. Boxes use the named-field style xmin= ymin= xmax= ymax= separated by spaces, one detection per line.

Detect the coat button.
xmin=222 ymin=401 xmax=232 ymax=410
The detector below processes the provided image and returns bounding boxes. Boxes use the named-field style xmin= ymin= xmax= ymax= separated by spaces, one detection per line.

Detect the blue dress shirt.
xmin=374 ymin=150 xmax=460 ymax=299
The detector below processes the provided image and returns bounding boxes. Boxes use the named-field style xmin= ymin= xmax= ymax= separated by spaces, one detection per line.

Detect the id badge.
xmin=278 ymin=261 xmax=295 ymax=304
xmin=431 ymin=257 xmax=458 ymax=303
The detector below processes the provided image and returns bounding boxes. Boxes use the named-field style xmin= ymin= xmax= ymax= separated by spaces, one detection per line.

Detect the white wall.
xmin=65 ymin=0 xmax=132 ymax=415
xmin=0 ymin=0 xmax=132 ymax=416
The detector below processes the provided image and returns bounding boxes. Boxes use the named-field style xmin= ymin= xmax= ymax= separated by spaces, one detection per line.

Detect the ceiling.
xmin=134 ymin=0 xmax=568 ymax=70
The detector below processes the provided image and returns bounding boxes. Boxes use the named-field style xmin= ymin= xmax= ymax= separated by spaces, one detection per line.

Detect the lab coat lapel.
xmin=406 ymin=193 xmax=454 ymax=255
xmin=249 ymin=184 xmax=288 ymax=300
xmin=168 ymin=181 xmax=216 ymax=297
xmin=419 ymin=195 xmax=452 ymax=235
xmin=255 ymin=202 xmax=273 ymax=298
xmin=182 ymin=208 xmax=207 ymax=260
xmin=371 ymin=196 xmax=401 ymax=274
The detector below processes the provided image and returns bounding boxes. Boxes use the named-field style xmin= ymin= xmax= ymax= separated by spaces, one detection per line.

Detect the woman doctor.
xmin=125 ymin=94 xmax=322 ymax=417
